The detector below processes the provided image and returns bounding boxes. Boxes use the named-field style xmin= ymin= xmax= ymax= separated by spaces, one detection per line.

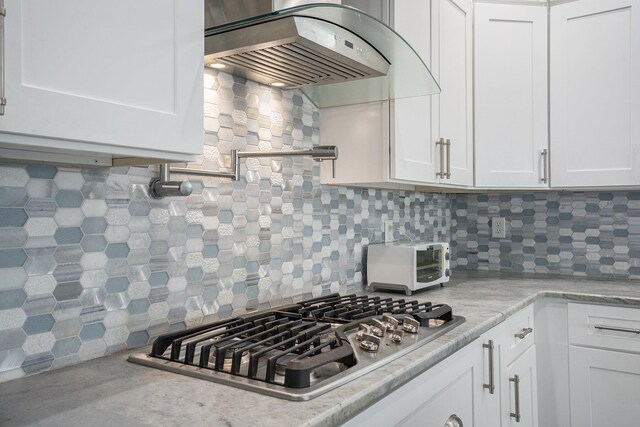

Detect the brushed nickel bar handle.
xmin=445 ymin=138 xmax=451 ymax=179
xmin=510 ymin=374 xmax=521 ymax=422
xmin=541 ymin=149 xmax=549 ymax=183
xmin=0 ymin=0 xmax=6 ymax=115
xmin=515 ymin=327 xmax=533 ymax=339
xmin=436 ymin=138 xmax=445 ymax=178
xmin=482 ymin=340 xmax=495 ymax=394
xmin=594 ymin=324 xmax=640 ymax=334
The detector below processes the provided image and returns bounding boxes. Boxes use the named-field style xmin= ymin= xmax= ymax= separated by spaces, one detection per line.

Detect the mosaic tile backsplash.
xmin=0 ymin=69 xmax=451 ymax=382
xmin=451 ymin=192 xmax=640 ymax=279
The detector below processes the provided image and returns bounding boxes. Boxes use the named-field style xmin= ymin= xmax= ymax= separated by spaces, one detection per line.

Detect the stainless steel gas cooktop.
xmin=128 ymin=293 xmax=464 ymax=401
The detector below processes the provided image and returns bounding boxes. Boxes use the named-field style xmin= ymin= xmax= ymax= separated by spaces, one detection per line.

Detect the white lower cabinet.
xmin=479 ymin=304 xmax=537 ymax=427
xmin=344 ymin=304 xmax=537 ymax=427
xmin=569 ymin=346 xmax=640 ymax=427
xmin=567 ymin=302 xmax=640 ymax=427
xmin=344 ymin=302 xmax=640 ymax=426
xmin=343 ymin=339 xmax=481 ymax=427
xmin=502 ymin=345 xmax=538 ymax=427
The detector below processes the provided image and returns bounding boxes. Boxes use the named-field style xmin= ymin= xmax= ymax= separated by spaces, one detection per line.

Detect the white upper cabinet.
xmin=322 ymin=0 xmax=474 ymax=189
xmin=550 ymin=0 xmax=640 ymax=187
xmin=474 ymin=2 xmax=548 ymax=188
xmin=391 ymin=0 xmax=436 ymax=184
xmin=432 ymin=0 xmax=474 ymax=186
xmin=0 ymin=0 xmax=203 ymax=165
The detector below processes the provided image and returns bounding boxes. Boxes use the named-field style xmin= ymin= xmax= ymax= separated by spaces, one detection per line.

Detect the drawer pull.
xmin=515 ymin=327 xmax=533 ymax=339
xmin=510 ymin=375 xmax=521 ymax=422
xmin=482 ymin=340 xmax=495 ymax=394
xmin=594 ymin=324 xmax=640 ymax=334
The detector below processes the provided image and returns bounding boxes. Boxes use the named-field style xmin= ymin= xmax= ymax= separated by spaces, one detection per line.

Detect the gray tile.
xmin=23 ymin=314 xmax=55 ymax=335
xmin=0 ymin=248 xmax=27 ymax=268
xmin=81 ymin=235 xmax=107 ymax=252
xmin=0 ymin=187 xmax=28 ymax=207
xmin=0 ymin=229 xmax=28 ymax=248
xmin=105 ymin=276 xmax=129 ymax=293
xmin=52 ymin=336 xmax=81 ymax=358
xmin=149 ymin=271 xmax=169 ymax=287
xmin=128 ymin=201 xmax=151 ymax=216
xmin=22 ymin=295 xmax=56 ymax=316
xmin=126 ymin=330 xmax=149 ymax=348
xmin=105 ymin=243 xmax=130 ymax=259
xmin=52 ymin=318 xmax=82 ymax=339
xmin=25 ymin=164 xmax=57 ymax=179
xmin=54 ymin=245 xmax=83 ymax=264
xmin=55 ymin=190 xmax=83 ymax=208
xmin=25 ymin=199 xmax=57 ymax=217
xmin=81 ymin=217 xmax=108 ymax=234
xmin=53 ymin=263 xmax=83 ymax=283
xmin=0 ymin=328 xmax=27 ymax=351
xmin=54 ymin=227 xmax=84 ymax=245
xmin=21 ymin=351 xmax=54 ymax=374
xmin=52 ymin=282 xmax=83 ymax=301
xmin=0 ymin=208 xmax=28 ymax=227
xmin=0 ymin=289 xmax=27 ymax=309
xmin=79 ymin=323 xmax=105 ymax=341
xmin=128 ymin=298 xmax=150 ymax=315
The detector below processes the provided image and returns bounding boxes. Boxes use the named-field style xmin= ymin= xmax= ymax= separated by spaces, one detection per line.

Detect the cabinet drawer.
xmin=568 ymin=303 xmax=640 ymax=353
xmin=501 ymin=304 xmax=535 ymax=364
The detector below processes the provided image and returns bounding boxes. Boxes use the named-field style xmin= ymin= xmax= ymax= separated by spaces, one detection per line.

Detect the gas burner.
xmin=129 ymin=293 xmax=464 ymax=401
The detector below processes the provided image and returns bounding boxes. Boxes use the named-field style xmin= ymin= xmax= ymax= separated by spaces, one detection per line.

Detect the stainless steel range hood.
xmin=204 ymin=1 xmax=441 ymax=108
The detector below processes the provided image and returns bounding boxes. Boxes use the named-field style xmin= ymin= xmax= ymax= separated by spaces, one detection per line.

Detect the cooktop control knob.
xmin=402 ymin=316 xmax=420 ymax=334
xmin=381 ymin=313 xmax=399 ymax=331
xmin=370 ymin=318 xmax=386 ymax=337
xmin=359 ymin=333 xmax=381 ymax=353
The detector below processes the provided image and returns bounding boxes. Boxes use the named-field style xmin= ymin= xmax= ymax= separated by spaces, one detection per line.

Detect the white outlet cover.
xmin=492 ymin=217 xmax=506 ymax=239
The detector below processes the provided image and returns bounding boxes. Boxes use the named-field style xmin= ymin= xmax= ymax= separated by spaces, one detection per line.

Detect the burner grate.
xmin=141 ymin=293 xmax=456 ymax=392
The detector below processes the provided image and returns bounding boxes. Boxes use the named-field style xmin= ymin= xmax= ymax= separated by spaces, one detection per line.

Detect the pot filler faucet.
xmin=149 ymin=146 xmax=338 ymax=199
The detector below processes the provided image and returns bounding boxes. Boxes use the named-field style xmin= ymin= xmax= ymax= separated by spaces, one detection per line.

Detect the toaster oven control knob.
xmin=445 ymin=251 xmax=450 ymax=261
xmin=445 ymin=269 xmax=451 ymax=277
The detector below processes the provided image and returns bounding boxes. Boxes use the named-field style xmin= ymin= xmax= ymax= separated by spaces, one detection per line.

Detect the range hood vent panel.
xmin=204 ymin=2 xmax=441 ymax=108
xmin=206 ymin=16 xmax=389 ymax=88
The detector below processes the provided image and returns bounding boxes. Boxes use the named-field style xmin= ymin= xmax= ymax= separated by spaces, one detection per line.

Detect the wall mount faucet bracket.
xmin=149 ymin=146 xmax=338 ymax=198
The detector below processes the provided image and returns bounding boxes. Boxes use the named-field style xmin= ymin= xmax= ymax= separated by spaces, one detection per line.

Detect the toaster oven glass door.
xmin=416 ymin=247 xmax=443 ymax=283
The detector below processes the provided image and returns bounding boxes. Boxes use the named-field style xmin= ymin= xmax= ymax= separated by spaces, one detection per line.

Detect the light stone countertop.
xmin=1 ymin=271 xmax=640 ymax=427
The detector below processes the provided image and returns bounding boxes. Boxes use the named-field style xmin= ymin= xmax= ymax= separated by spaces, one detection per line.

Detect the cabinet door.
xmin=432 ymin=0 xmax=474 ymax=186
xmin=475 ymin=3 xmax=548 ymax=188
xmin=569 ymin=346 xmax=640 ymax=427
xmin=343 ymin=340 xmax=481 ymax=427
xmin=0 ymin=0 xmax=203 ymax=163
xmin=391 ymin=0 xmax=437 ymax=184
xmin=502 ymin=345 xmax=538 ymax=427
xmin=550 ymin=0 xmax=640 ymax=187
xmin=476 ymin=337 xmax=502 ymax=427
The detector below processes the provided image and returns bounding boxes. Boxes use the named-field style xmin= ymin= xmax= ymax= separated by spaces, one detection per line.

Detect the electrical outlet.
xmin=492 ymin=217 xmax=506 ymax=239
xmin=384 ymin=220 xmax=394 ymax=243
